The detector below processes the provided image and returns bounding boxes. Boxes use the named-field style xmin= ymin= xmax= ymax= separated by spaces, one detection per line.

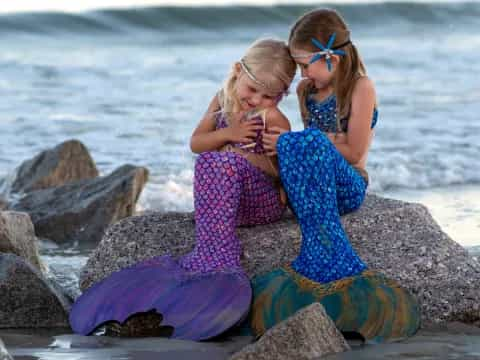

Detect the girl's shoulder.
xmin=196 ymin=93 xmax=223 ymax=130
xmin=352 ymin=76 xmax=376 ymax=99
xmin=264 ymin=106 xmax=291 ymax=130
xmin=349 ymin=76 xmax=378 ymax=128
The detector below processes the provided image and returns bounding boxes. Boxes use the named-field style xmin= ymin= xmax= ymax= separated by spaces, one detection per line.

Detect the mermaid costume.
xmin=249 ymin=94 xmax=420 ymax=343
xmin=69 ymin=111 xmax=284 ymax=340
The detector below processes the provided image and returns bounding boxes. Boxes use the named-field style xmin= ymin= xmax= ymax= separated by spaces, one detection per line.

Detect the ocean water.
xmin=0 ymin=2 xmax=479 ymax=294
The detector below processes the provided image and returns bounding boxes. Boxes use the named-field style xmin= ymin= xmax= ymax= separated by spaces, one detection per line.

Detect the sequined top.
xmin=306 ymin=94 xmax=378 ymax=132
xmin=216 ymin=111 xmax=266 ymax=154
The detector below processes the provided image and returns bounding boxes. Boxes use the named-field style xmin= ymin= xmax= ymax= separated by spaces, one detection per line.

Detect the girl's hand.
xmin=263 ymin=126 xmax=289 ymax=156
xmin=226 ymin=117 xmax=264 ymax=144
xmin=228 ymin=146 xmax=247 ymax=156
xmin=218 ymin=143 xmax=233 ymax=152
xmin=219 ymin=143 xmax=247 ymax=157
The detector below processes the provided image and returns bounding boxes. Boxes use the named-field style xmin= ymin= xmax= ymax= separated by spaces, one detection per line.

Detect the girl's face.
xmin=293 ymin=50 xmax=338 ymax=90
xmin=234 ymin=67 xmax=282 ymax=112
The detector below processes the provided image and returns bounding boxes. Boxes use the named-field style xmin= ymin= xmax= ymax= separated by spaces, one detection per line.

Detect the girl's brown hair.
xmin=289 ymin=9 xmax=366 ymax=130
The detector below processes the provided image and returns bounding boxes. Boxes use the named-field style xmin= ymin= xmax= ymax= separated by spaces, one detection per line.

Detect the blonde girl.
xmin=69 ymin=39 xmax=296 ymax=341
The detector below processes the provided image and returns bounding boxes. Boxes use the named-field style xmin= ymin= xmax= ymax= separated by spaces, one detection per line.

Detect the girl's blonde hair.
xmin=289 ymin=9 xmax=367 ymax=130
xmin=218 ymin=39 xmax=296 ymax=123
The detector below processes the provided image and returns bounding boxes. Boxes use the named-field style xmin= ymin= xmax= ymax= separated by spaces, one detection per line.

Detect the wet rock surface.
xmin=0 ymin=211 xmax=43 ymax=270
xmin=8 ymin=139 xmax=98 ymax=195
xmin=0 ymin=254 xmax=71 ymax=328
xmin=229 ymin=303 xmax=350 ymax=360
xmin=12 ymin=165 xmax=148 ymax=245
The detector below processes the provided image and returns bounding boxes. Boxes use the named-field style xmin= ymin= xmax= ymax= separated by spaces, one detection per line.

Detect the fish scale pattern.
xmin=248 ymin=99 xmax=420 ymax=343
xmin=69 ymin=111 xmax=284 ymax=340
xmin=180 ymin=150 xmax=284 ymax=272
xmin=277 ymin=127 xmax=368 ymax=283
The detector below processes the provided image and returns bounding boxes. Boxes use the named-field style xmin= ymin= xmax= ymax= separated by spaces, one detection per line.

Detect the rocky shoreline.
xmin=1 ymin=139 xmax=149 ymax=331
xmin=1 ymin=140 xmax=480 ymax=359
xmin=80 ymin=194 xmax=480 ymax=329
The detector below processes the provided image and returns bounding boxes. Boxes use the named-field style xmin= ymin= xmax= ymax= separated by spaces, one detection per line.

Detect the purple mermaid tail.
xmin=69 ymin=256 xmax=251 ymax=340
xmin=69 ymin=113 xmax=284 ymax=340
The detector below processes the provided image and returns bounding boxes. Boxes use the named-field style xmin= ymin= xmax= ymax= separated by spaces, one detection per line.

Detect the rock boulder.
xmin=230 ymin=303 xmax=350 ymax=360
xmin=0 ymin=211 xmax=43 ymax=270
xmin=12 ymin=165 xmax=148 ymax=244
xmin=9 ymin=139 xmax=98 ymax=194
xmin=0 ymin=253 xmax=70 ymax=328
xmin=79 ymin=194 xmax=480 ymax=327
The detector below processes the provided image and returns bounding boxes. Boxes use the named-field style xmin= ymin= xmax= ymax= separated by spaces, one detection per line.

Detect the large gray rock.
xmin=230 ymin=303 xmax=350 ymax=360
xmin=12 ymin=165 xmax=148 ymax=244
xmin=0 ymin=211 xmax=43 ymax=270
xmin=0 ymin=337 xmax=13 ymax=360
xmin=9 ymin=139 xmax=98 ymax=195
xmin=0 ymin=199 xmax=6 ymax=211
xmin=0 ymin=253 xmax=70 ymax=328
xmin=79 ymin=211 xmax=294 ymax=291
xmin=79 ymin=194 xmax=480 ymax=327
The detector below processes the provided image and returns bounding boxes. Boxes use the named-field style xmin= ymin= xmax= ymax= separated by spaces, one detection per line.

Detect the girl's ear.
xmin=330 ymin=55 xmax=341 ymax=70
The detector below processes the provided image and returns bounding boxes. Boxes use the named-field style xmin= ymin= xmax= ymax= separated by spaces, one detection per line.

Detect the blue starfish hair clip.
xmin=293 ymin=33 xmax=348 ymax=72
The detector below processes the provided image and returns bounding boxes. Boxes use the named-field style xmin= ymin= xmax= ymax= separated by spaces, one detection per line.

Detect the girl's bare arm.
xmin=190 ymin=96 xmax=230 ymax=153
xmin=190 ymin=96 xmax=264 ymax=154
xmin=329 ymin=77 xmax=376 ymax=165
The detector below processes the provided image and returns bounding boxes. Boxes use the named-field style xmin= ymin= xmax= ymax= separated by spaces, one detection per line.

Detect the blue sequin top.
xmin=306 ymin=94 xmax=378 ymax=132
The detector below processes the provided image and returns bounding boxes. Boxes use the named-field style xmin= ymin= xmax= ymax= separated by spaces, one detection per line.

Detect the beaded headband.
xmin=240 ymin=60 xmax=266 ymax=87
xmin=239 ymin=59 xmax=290 ymax=101
xmin=292 ymin=33 xmax=350 ymax=72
